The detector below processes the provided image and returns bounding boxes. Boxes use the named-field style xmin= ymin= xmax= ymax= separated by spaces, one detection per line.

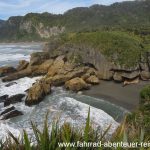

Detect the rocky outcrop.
xmin=2 ymin=59 xmax=54 ymax=82
xmin=123 ymin=77 xmax=139 ymax=86
xmin=17 ymin=60 xmax=29 ymax=71
xmin=29 ymin=52 xmax=50 ymax=66
xmin=20 ymin=20 xmax=65 ymax=39
xmin=0 ymin=66 xmax=16 ymax=77
xmin=4 ymin=94 xmax=25 ymax=107
xmin=5 ymin=82 xmax=17 ymax=87
xmin=1 ymin=110 xmax=23 ymax=120
xmin=0 ymin=95 xmax=8 ymax=103
xmin=0 ymin=106 xmax=15 ymax=115
xmin=97 ymin=71 xmax=114 ymax=81
xmin=65 ymin=77 xmax=90 ymax=92
xmin=2 ymin=68 xmax=32 ymax=82
xmin=113 ymin=72 xmax=123 ymax=82
xmin=140 ymin=71 xmax=150 ymax=80
xmin=25 ymin=79 xmax=51 ymax=106
xmin=86 ymin=75 xmax=100 ymax=85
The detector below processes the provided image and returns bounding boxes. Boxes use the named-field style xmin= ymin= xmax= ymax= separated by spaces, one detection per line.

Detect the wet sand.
xmin=83 ymin=80 xmax=150 ymax=111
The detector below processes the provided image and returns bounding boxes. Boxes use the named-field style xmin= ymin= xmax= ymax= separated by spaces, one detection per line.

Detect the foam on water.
xmin=0 ymin=43 xmax=42 ymax=67
xmin=0 ymin=122 xmax=21 ymax=141
xmin=0 ymin=77 xmax=120 ymax=140
xmin=0 ymin=43 xmax=122 ymax=140
xmin=0 ymin=53 xmax=30 ymax=62
xmin=0 ymin=76 xmax=42 ymax=96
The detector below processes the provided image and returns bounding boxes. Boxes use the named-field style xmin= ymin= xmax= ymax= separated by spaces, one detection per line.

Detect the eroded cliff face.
xmin=19 ymin=21 xmax=65 ymax=38
xmin=43 ymin=42 xmax=150 ymax=84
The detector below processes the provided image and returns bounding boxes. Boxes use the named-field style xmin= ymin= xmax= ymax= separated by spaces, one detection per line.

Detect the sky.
xmin=0 ymin=0 xmax=134 ymax=20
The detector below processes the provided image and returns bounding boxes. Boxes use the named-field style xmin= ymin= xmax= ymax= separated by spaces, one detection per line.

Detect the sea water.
xmin=0 ymin=43 xmax=127 ymax=140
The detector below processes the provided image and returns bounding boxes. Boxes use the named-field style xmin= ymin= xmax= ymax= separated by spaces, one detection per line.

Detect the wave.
xmin=0 ymin=77 xmax=42 ymax=96
xmin=0 ymin=53 xmax=30 ymax=62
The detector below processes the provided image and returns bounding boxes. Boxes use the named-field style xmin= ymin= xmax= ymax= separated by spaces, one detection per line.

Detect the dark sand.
xmin=83 ymin=80 xmax=150 ymax=111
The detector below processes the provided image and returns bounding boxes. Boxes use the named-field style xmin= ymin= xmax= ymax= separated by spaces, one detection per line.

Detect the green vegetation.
xmin=126 ymin=85 xmax=150 ymax=139
xmin=1 ymin=105 xmax=150 ymax=150
xmin=62 ymin=31 xmax=143 ymax=67
xmin=0 ymin=0 xmax=150 ymax=41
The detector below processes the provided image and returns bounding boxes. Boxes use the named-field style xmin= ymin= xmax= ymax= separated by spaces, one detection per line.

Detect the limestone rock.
xmin=17 ymin=60 xmax=29 ymax=71
xmin=29 ymin=52 xmax=50 ymax=66
xmin=140 ymin=71 xmax=150 ymax=80
xmin=65 ymin=77 xmax=90 ymax=92
xmin=2 ymin=68 xmax=32 ymax=82
xmin=113 ymin=72 xmax=123 ymax=82
xmin=32 ymin=59 xmax=54 ymax=76
xmin=98 ymin=71 xmax=114 ymax=80
xmin=25 ymin=79 xmax=51 ymax=106
xmin=0 ymin=66 xmax=16 ymax=77
xmin=47 ymin=55 xmax=66 ymax=77
xmin=86 ymin=75 xmax=100 ymax=85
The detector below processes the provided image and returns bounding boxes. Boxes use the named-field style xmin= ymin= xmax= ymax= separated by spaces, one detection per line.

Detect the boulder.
xmin=65 ymin=77 xmax=90 ymax=92
xmin=29 ymin=52 xmax=50 ymax=66
xmin=113 ymin=72 xmax=123 ymax=82
xmin=5 ymin=82 xmax=17 ymax=87
xmin=0 ymin=95 xmax=8 ymax=103
xmin=17 ymin=60 xmax=29 ymax=71
xmin=4 ymin=94 xmax=25 ymax=107
xmin=123 ymin=77 xmax=139 ymax=86
xmin=121 ymin=71 xmax=140 ymax=79
xmin=47 ymin=55 xmax=66 ymax=77
xmin=25 ymin=79 xmax=51 ymax=106
xmin=86 ymin=75 xmax=100 ymax=85
xmin=49 ymin=66 xmax=89 ymax=86
xmin=32 ymin=59 xmax=54 ymax=76
xmin=2 ymin=68 xmax=32 ymax=82
xmin=140 ymin=71 xmax=150 ymax=80
xmin=1 ymin=110 xmax=23 ymax=120
xmin=0 ymin=66 xmax=16 ymax=77
xmin=0 ymin=106 xmax=15 ymax=115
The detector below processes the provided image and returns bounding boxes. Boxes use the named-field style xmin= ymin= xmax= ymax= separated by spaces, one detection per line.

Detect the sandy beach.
xmin=83 ymin=80 xmax=150 ymax=111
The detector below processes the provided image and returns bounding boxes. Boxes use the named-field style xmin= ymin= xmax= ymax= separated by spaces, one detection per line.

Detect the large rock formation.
xmin=65 ymin=77 xmax=90 ymax=92
xmin=86 ymin=75 xmax=100 ymax=85
xmin=25 ymin=79 xmax=51 ymax=106
xmin=0 ymin=66 xmax=16 ymax=77
xmin=17 ymin=60 xmax=29 ymax=71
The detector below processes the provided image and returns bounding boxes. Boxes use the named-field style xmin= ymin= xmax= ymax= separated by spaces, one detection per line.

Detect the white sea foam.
xmin=0 ymin=53 xmax=30 ymax=62
xmin=0 ymin=76 xmax=42 ymax=96
xmin=0 ymin=122 xmax=21 ymax=141
xmin=57 ymin=97 xmax=119 ymax=134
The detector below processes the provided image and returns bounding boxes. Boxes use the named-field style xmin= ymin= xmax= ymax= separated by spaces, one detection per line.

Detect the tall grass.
xmin=0 ymin=108 xmax=149 ymax=150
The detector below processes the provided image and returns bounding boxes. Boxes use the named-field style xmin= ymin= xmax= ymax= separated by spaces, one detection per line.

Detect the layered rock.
xmin=4 ymin=94 xmax=25 ymax=107
xmin=1 ymin=110 xmax=23 ymax=120
xmin=65 ymin=77 xmax=90 ymax=92
xmin=86 ymin=75 xmax=100 ymax=85
xmin=17 ymin=60 xmax=29 ymax=71
xmin=29 ymin=52 xmax=50 ymax=66
xmin=0 ymin=66 xmax=16 ymax=77
xmin=25 ymin=79 xmax=51 ymax=106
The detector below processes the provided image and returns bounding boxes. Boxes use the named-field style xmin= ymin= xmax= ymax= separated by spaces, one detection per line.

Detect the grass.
xmin=0 ymin=105 xmax=150 ymax=150
xmin=55 ymin=31 xmax=143 ymax=68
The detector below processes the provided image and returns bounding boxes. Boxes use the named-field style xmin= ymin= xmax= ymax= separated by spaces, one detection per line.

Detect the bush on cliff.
xmin=55 ymin=31 xmax=143 ymax=68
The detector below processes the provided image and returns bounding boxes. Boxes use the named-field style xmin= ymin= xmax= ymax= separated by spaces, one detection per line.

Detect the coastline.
xmin=83 ymin=80 xmax=150 ymax=111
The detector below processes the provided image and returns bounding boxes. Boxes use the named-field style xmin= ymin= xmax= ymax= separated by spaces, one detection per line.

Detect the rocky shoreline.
xmin=0 ymin=43 xmax=150 ymax=120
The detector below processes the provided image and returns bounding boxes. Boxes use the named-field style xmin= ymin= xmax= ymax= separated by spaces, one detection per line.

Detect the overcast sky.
xmin=0 ymin=0 xmax=134 ymax=20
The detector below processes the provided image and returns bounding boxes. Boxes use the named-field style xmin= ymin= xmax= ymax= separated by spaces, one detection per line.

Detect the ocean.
xmin=0 ymin=43 xmax=127 ymax=140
